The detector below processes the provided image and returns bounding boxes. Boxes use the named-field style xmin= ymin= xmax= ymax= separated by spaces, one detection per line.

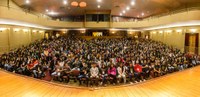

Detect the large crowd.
xmin=0 ymin=37 xmax=199 ymax=87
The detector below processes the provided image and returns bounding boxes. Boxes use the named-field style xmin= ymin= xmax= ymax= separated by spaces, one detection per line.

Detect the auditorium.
xmin=0 ymin=0 xmax=200 ymax=97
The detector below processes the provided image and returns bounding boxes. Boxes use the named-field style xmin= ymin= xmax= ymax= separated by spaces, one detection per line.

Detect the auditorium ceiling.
xmin=12 ymin=0 xmax=200 ymax=18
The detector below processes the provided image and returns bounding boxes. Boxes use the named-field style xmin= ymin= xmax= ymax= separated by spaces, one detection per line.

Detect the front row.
xmin=49 ymin=62 xmax=196 ymax=87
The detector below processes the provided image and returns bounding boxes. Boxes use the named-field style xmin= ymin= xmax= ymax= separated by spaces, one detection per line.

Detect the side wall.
xmin=0 ymin=26 xmax=45 ymax=54
xmin=150 ymin=27 xmax=200 ymax=55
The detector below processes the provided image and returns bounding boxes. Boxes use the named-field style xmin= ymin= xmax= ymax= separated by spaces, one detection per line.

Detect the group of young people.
xmin=0 ymin=37 xmax=199 ymax=87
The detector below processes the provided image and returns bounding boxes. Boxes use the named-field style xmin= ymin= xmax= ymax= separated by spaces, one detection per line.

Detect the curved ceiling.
xmin=11 ymin=0 xmax=200 ymax=18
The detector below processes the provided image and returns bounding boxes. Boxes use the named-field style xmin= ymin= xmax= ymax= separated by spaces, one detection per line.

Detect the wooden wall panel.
xmin=0 ymin=26 xmax=45 ymax=54
xmin=0 ymin=29 xmax=9 ymax=53
xmin=150 ymin=29 xmax=200 ymax=53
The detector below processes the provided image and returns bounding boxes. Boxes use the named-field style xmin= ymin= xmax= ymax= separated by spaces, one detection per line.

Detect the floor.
xmin=0 ymin=66 xmax=200 ymax=97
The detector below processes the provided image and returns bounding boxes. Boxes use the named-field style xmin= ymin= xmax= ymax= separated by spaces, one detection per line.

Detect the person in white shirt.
xmin=90 ymin=63 xmax=99 ymax=86
xmin=117 ymin=63 xmax=127 ymax=84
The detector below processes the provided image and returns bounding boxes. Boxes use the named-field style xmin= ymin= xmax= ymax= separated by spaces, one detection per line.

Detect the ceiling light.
xmin=134 ymin=19 xmax=137 ymax=22
xmin=176 ymin=29 xmax=182 ymax=32
xmin=79 ymin=2 xmax=87 ymax=7
xmin=131 ymin=1 xmax=135 ymax=6
xmin=39 ymin=30 xmax=44 ymax=33
xmin=166 ymin=30 xmax=172 ymax=33
xmin=25 ymin=0 xmax=30 ymax=4
xmin=159 ymin=31 xmax=163 ymax=33
xmin=97 ymin=0 xmax=102 ymax=3
xmin=48 ymin=11 xmax=58 ymax=15
xmin=81 ymin=30 xmax=85 ymax=33
xmin=0 ymin=28 xmax=7 ymax=31
xmin=23 ymin=29 xmax=29 ymax=32
xmin=33 ymin=30 xmax=37 ymax=32
xmin=14 ymin=28 xmax=20 ymax=32
xmin=71 ymin=1 xmax=79 ymax=7
xmin=123 ymin=10 xmax=126 ymax=14
xmin=152 ymin=31 xmax=156 ymax=34
xmin=63 ymin=0 xmax=67 ymax=5
xmin=141 ymin=12 xmax=144 ymax=16
xmin=190 ymin=29 xmax=197 ymax=33
xmin=97 ymin=5 xmax=101 ymax=8
xmin=126 ymin=6 xmax=130 ymax=11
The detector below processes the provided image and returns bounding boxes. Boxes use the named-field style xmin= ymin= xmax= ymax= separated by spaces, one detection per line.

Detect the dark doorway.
xmin=185 ymin=33 xmax=199 ymax=54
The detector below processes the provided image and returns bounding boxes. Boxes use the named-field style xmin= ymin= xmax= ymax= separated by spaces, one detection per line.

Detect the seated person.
xmin=78 ymin=63 xmax=89 ymax=85
xmin=117 ymin=63 xmax=127 ymax=84
xmin=107 ymin=64 xmax=117 ymax=84
xmin=127 ymin=63 xmax=134 ymax=83
xmin=134 ymin=63 xmax=143 ymax=82
xmin=32 ymin=62 xmax=44 ymax=79
xmin=99 ymin=64 xmax=108 ymax=86
xmin=4 ymin=61 xmax=12 ymax=71
xmin=154 ymin=63 xmax=161 ymax=77
xmin=142 ymin=64 xmax=149 ymax=80
xmin=167 ymin=63 xmax=174 ymax=73
xmin=61 ymin=63 xmax=71 ymax=83
xmin=160 ymin=62 xmax=168 ymax=75
xmin=51 ymin=63 xmax=62 ymax=81
xmin=90 ymin=63 xmax=99 ymax=86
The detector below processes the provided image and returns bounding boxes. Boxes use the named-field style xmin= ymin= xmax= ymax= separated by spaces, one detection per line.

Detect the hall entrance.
xmin=185 ymin=33 xmax=199 ymax=54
